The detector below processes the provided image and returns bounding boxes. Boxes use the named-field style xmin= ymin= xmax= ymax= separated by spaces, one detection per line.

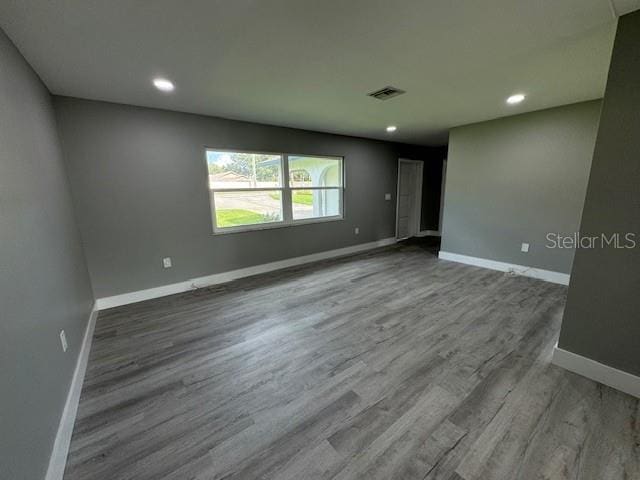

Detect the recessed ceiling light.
xmin=153 ymin=78 xmax=175 ymax=92
xmin=506 ymin=93 xmax=525 ymax=105
xmin=386 ymin=125 xmax=397 ymax=132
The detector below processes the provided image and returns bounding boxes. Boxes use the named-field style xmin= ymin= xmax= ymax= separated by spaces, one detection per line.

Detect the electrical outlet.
xmin=59 ymin=330 xmax=68 ymax=352
xmin=162 ymin=257 xmax=172 ymax=268
xmin=354 ymin=227 xmax=360 ymax=235
xmin=521 ymin=243 xmax=530 ymax=253
xmin=384 ymin=193 xmax=392 ymax=201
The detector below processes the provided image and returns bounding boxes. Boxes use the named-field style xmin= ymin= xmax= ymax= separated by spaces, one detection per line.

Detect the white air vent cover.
xmin=368 ymin=86 xmax=406 ymax=100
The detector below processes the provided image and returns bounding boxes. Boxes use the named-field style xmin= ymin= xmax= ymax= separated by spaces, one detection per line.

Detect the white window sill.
xmin=212 ymin=215 xmax=344 ymax=235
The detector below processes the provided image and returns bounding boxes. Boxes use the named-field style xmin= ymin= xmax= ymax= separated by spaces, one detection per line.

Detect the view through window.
xmin=206 ymin=150 xmax=343 ymax=232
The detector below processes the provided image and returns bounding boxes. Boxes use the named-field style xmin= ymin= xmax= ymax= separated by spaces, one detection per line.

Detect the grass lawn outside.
xmin=216 ymin=209 xmax=277 ymax=228
xmin=269 ymin=190 xmax=313 ymax=205
xmin=292 ymin=190 xmax=313 ymax=205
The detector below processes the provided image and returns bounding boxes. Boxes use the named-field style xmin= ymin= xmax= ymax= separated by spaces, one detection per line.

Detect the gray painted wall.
xmin=53 ymin=97 xmax=442 ymax=298
xmin=440 ymin=101 xmax=602 ymax=274
xmin=558 ymin=11 xmax=640 ymax=376
xmin=0 ymin=30 xmax=93 ymax=479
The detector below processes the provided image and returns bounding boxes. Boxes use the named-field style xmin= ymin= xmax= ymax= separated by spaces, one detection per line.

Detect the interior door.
xmin=397 ymin=161 xmax=418 ymax=239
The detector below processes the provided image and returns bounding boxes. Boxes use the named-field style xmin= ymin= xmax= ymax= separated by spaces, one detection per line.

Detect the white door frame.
xmin=395 ymin=158 xmax=424 ymax=240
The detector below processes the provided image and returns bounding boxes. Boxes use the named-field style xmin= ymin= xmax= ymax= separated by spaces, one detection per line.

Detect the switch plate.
xmin=60 ymin=330 xmax=68 ymax=352
xmin=384 ymin=193 xmax=392 ymax=201
xmin=355 ymin=227 xmax=360 ymax=235
xmin=521 ymin=243 xmax=530 ymax=253
xmin=163 ymin=257 xmax=172 ymax=268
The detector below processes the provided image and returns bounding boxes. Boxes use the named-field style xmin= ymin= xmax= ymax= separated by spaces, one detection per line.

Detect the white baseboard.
xmin=438 ymin=251 xmax=570 ymax=285
xmin=552 ymin=346 xmax=640 ymax=399
xmin=96 ymin=237 xmax=397 ymax=310
xmin=45 ymin=302 xmax=98 ymax=480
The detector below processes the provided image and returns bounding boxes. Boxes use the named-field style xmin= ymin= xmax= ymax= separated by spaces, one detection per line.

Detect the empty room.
xmin=1 ymin=1 xmax=639 ymax=479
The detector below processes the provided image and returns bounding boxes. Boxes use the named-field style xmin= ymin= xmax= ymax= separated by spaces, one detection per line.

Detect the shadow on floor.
xmin=397 ymin=235 xmax=441 ymax=255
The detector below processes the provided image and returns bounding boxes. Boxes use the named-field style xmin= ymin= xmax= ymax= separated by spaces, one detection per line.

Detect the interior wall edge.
xmin=0 ymin=26 xmax=95 ymax=480
xmin=552 ymin=346 xmax=640 ymax=399
xmin=45 ymin=303 xmax=99 ymax=480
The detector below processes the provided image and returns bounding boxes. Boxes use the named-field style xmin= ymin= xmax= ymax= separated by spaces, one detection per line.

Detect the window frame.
xmin=205 ymin=148 xmax=344 ymax=234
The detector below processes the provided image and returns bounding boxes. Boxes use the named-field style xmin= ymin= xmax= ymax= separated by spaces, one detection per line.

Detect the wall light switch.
xmin=355 ymin=227 xmax=360 ymax=235
xmin=521 ymin=243 xmax=530 ymax=253
xmin=385 ymin=193 xmax=392 ymax=201
xmin=163 ymin=257 xmax=172 ymax=268
xmin=60 ymin=330 xmax=68 ymax=352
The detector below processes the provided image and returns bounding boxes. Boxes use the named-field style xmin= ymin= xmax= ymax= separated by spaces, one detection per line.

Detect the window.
xmin=206 ymin=150 xmax=343 ymax=233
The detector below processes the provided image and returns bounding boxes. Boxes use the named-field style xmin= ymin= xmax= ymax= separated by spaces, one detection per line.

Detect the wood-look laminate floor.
xmin=64 ymin=244 xmax=640 ymax=480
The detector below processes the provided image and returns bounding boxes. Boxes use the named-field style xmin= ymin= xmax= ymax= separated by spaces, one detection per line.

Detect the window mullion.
xmin=282 ymin=154 xmax=293 ymax=224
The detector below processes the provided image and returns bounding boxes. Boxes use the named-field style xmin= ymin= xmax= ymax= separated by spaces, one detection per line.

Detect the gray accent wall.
xmin=558 ymin=11 xmax=640 ymax=376
xmin=0 ymin=30 xmax=93 ymax=479
xmin=440 ymin=101 xmax=602 ymax=274
xmin=53 ymin=97 xmax=442 ymax=299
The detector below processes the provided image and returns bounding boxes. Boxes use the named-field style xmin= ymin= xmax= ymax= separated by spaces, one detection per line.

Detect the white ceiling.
xmin=1 ymin=0 xmax=638 ymax=145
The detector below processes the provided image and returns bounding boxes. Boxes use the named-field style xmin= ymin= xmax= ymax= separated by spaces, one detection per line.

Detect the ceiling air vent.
xmin=367 ymin=86 xmax=406 ymax=101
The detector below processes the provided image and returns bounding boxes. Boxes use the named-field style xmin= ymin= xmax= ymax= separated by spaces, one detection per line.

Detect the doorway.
xmin=396 ymin=159 xmax=423 ymax=240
